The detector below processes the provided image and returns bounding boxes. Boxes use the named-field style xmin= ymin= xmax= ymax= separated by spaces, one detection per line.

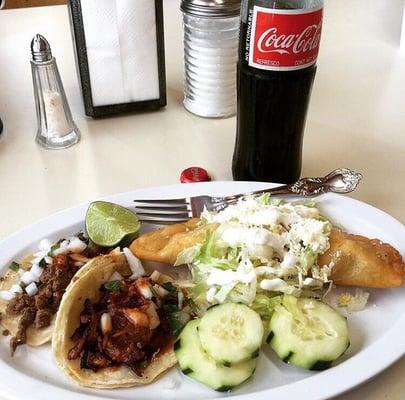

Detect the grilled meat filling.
xmin=6 ymin=254 xmax=84 ymax=354
xmin=68 ymin=279 xmax=174 ymax=375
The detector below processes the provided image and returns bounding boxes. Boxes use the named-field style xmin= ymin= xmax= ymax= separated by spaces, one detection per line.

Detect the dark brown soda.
xmin=232 ymin=21 xmax=317 ymax=184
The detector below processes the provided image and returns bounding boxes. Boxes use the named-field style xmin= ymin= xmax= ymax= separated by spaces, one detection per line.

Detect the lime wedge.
xmin=85 ymin=201 xmax=141 ymax=247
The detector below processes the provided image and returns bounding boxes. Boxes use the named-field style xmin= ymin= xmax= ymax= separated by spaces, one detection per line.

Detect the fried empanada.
xmin=130 ymin=218 xmax=219 ymax=265
xmin=130 ymin=219 xmax=405 ymax=288
xmin=319 ymin=229 xmax=405 ymax=288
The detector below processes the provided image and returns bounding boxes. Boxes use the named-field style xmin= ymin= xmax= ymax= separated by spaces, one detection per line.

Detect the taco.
xmin=0 ymin=236 xmax=96 ymax=354
xmin=52 ymin=252 xmax=178 ymax=389
xmin=0 ymin=255 xmax=55 ymax=349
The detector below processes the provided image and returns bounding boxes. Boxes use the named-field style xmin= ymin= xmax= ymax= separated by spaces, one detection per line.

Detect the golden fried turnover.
xmin=130 ymin=218 xmax=219 ymax=265
xmin=319 ymin=229 xmax=405 ymax=288
xmin=130 ymin=219 xmax=405 ymax=288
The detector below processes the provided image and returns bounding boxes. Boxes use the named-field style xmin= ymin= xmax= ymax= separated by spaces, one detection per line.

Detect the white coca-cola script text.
xmin=257 ymin=24 xmax=322 ymax=55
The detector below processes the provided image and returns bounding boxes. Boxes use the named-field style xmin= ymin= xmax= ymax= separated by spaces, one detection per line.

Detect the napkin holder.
xmin=68 ymin=0 xmax=166 ymax=118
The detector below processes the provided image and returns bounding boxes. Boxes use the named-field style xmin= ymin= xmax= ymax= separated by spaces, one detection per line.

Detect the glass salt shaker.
xmin=31 ymin=34 xmax=80 ymax=149
xmin=181 ymin=0 xmax=241 ymax=118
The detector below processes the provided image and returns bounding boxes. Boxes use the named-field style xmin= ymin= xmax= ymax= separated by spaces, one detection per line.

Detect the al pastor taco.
xmin=52 ymin=251 xmax=179 ymax=389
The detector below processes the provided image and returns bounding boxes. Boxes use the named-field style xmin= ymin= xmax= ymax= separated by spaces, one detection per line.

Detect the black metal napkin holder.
xmin=67 ymin=0 xmax=166 ymax=118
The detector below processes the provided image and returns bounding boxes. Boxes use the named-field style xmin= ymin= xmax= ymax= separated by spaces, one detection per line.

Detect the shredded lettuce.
xmin=186 ymin=196 xmax=334 ymax=320
xmin=292 ymin=199 xmax=318 ymax=208
xmin=175 ymin=245 xmax=201 ymax=266
xmin=256 ymin=193 xmax=286 ymax=206
xmin=251 ymin=294 xmax=282 ymax=319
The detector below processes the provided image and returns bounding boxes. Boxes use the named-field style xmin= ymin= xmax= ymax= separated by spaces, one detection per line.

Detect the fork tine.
xmin=136 ymin=211 xmax=192 ymax=219
xmin=138 ymin=216 xmax=190 ymax=225
xmin=133 ymin=198 xmax=187 ymax=206
xmin=134 ymin=205 xmax=189 ymax=212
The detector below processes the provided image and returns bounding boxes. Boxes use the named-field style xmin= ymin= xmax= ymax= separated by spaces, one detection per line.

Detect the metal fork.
xmin=133 ymin=168 xmax=362 ymax=225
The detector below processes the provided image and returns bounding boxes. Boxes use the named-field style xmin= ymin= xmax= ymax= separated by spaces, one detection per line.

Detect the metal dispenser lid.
xmin=180 ymin=0 xmax=241 ymax=18
xmin=31 ymin=34 xmax=53 ymax=63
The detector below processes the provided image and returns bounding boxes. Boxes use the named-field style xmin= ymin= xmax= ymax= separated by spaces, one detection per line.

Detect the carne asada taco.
xmin=52 ymin=251 xmax=178 ymax=389
xmin=0 ymin=235 xmax=96 ymax=354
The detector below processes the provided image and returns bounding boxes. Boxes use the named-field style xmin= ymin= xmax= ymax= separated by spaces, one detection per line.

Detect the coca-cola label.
xmin=248 ymin=6 xmax=323 ymax=71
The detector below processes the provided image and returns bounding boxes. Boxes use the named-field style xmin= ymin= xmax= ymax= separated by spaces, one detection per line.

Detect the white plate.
xmin=0 ymin=181 xmax=404 ymax=400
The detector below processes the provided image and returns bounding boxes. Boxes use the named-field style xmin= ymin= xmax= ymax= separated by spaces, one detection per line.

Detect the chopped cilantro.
xmin=39 ymin=258 xmax=47 ymax=268
xmin=160 ymin=282 xmax=179 ymax=302
xmin=161 ymin=282 xmax=177 ymax=292
xmin=162 ymin=304 xmax=186 ymax=337
xmin=8 ymin=262 xmax=20 ymax=272
xmin=150 ymin=285 xmax=158 ymax=298
xmin=104 ymin=280 xmax=123 ymax=291
xmin=48 ymin=243 xmax=60 ymax=256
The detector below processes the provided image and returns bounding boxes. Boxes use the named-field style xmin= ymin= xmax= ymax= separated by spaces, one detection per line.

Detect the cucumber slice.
xmin=269 ymin=295 xmax=349 ymax=370
xmin=198 ymin=303 xmax=264 ymax=365
xmin=175 ymin=319 xmax=257 ymax=391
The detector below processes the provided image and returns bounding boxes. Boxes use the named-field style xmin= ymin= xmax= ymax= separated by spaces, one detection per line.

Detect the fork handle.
xmin=245 ymin=168 xmax=362 ymax=197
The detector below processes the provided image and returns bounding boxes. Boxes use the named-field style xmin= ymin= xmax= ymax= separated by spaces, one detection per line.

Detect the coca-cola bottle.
xmin=232 ymin=0 xmax=323 ymax=183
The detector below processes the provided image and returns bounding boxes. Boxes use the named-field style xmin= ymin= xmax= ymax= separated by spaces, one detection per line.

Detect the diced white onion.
xmin=145 ymin=303 xmax=160 ymax=329
xmin=138 ymin=285 xmax=153 ymax=299
xmin=0 ymin=290 xmax=15 ymax=301
xmin=25 ymin=282 xmax=38 ymax=296
xmin=9 ymin=284 xmax=23 ymax=294
xmin=153 ymin=284 xmax=169 ymax=298
xmin=45 ymin=256 xmax=53 ymax=264
xmin=38 ymin=239 xmax=52 ymax=251
xmin=53 ymin=239 xmax=70 ymax=256
xmin=150 ymin=270 xmax=162 ymax=283
xmin=123 ymin=248 xmax=145 ymax=279
xmin=178 ymin=291 xmax=184 ymax=309
xmin=21 ymin=270 xmax=37 ymax=285
xmin=30 ymin=263 xmax=44 ymax=279
xmin=100 ymin=313 xmax=112 ymax=334
xmin=67 ymin=237 xmax=87 ymax=253
xmin=109 ymin=271 xmax=124 ymax=282
xmin=53 ymin=246 xmax=68 ymax=256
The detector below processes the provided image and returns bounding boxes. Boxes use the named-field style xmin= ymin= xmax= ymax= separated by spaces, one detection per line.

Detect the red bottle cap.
xmin=180 ymin=167 xmax=211 ymax=183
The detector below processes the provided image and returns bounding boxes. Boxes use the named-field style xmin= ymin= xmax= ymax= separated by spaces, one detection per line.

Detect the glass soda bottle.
xmin=232 ymin=0 xmax=324 ymax=183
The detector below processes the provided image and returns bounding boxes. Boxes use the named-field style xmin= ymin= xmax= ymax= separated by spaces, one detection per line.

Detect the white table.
xmin=0 ymin=1 xmax=404 ymax=399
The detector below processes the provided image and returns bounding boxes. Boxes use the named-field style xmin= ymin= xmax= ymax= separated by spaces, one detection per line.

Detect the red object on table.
xmin=180 ymin=167 xmax=211 ymax=183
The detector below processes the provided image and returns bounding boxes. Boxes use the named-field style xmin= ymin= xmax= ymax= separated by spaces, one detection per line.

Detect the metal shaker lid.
xmin=181 ymin=0 xmax=241 ymax=18
xmin=31 ymin=34 xmax=53 ymax=63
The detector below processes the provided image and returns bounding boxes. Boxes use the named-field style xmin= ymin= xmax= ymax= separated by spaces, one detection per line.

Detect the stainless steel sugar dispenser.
xmin=31 ymin=34 xmax=80 ymax=149
xmin=181 ymin=0 xmax=241 ymax=118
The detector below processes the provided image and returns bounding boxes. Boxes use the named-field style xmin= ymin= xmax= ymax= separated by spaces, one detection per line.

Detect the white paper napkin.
xmin=80 ymin=0 xmax=160 ymax=107
xmin=116 ymin=0 xmax=160 ymax=102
